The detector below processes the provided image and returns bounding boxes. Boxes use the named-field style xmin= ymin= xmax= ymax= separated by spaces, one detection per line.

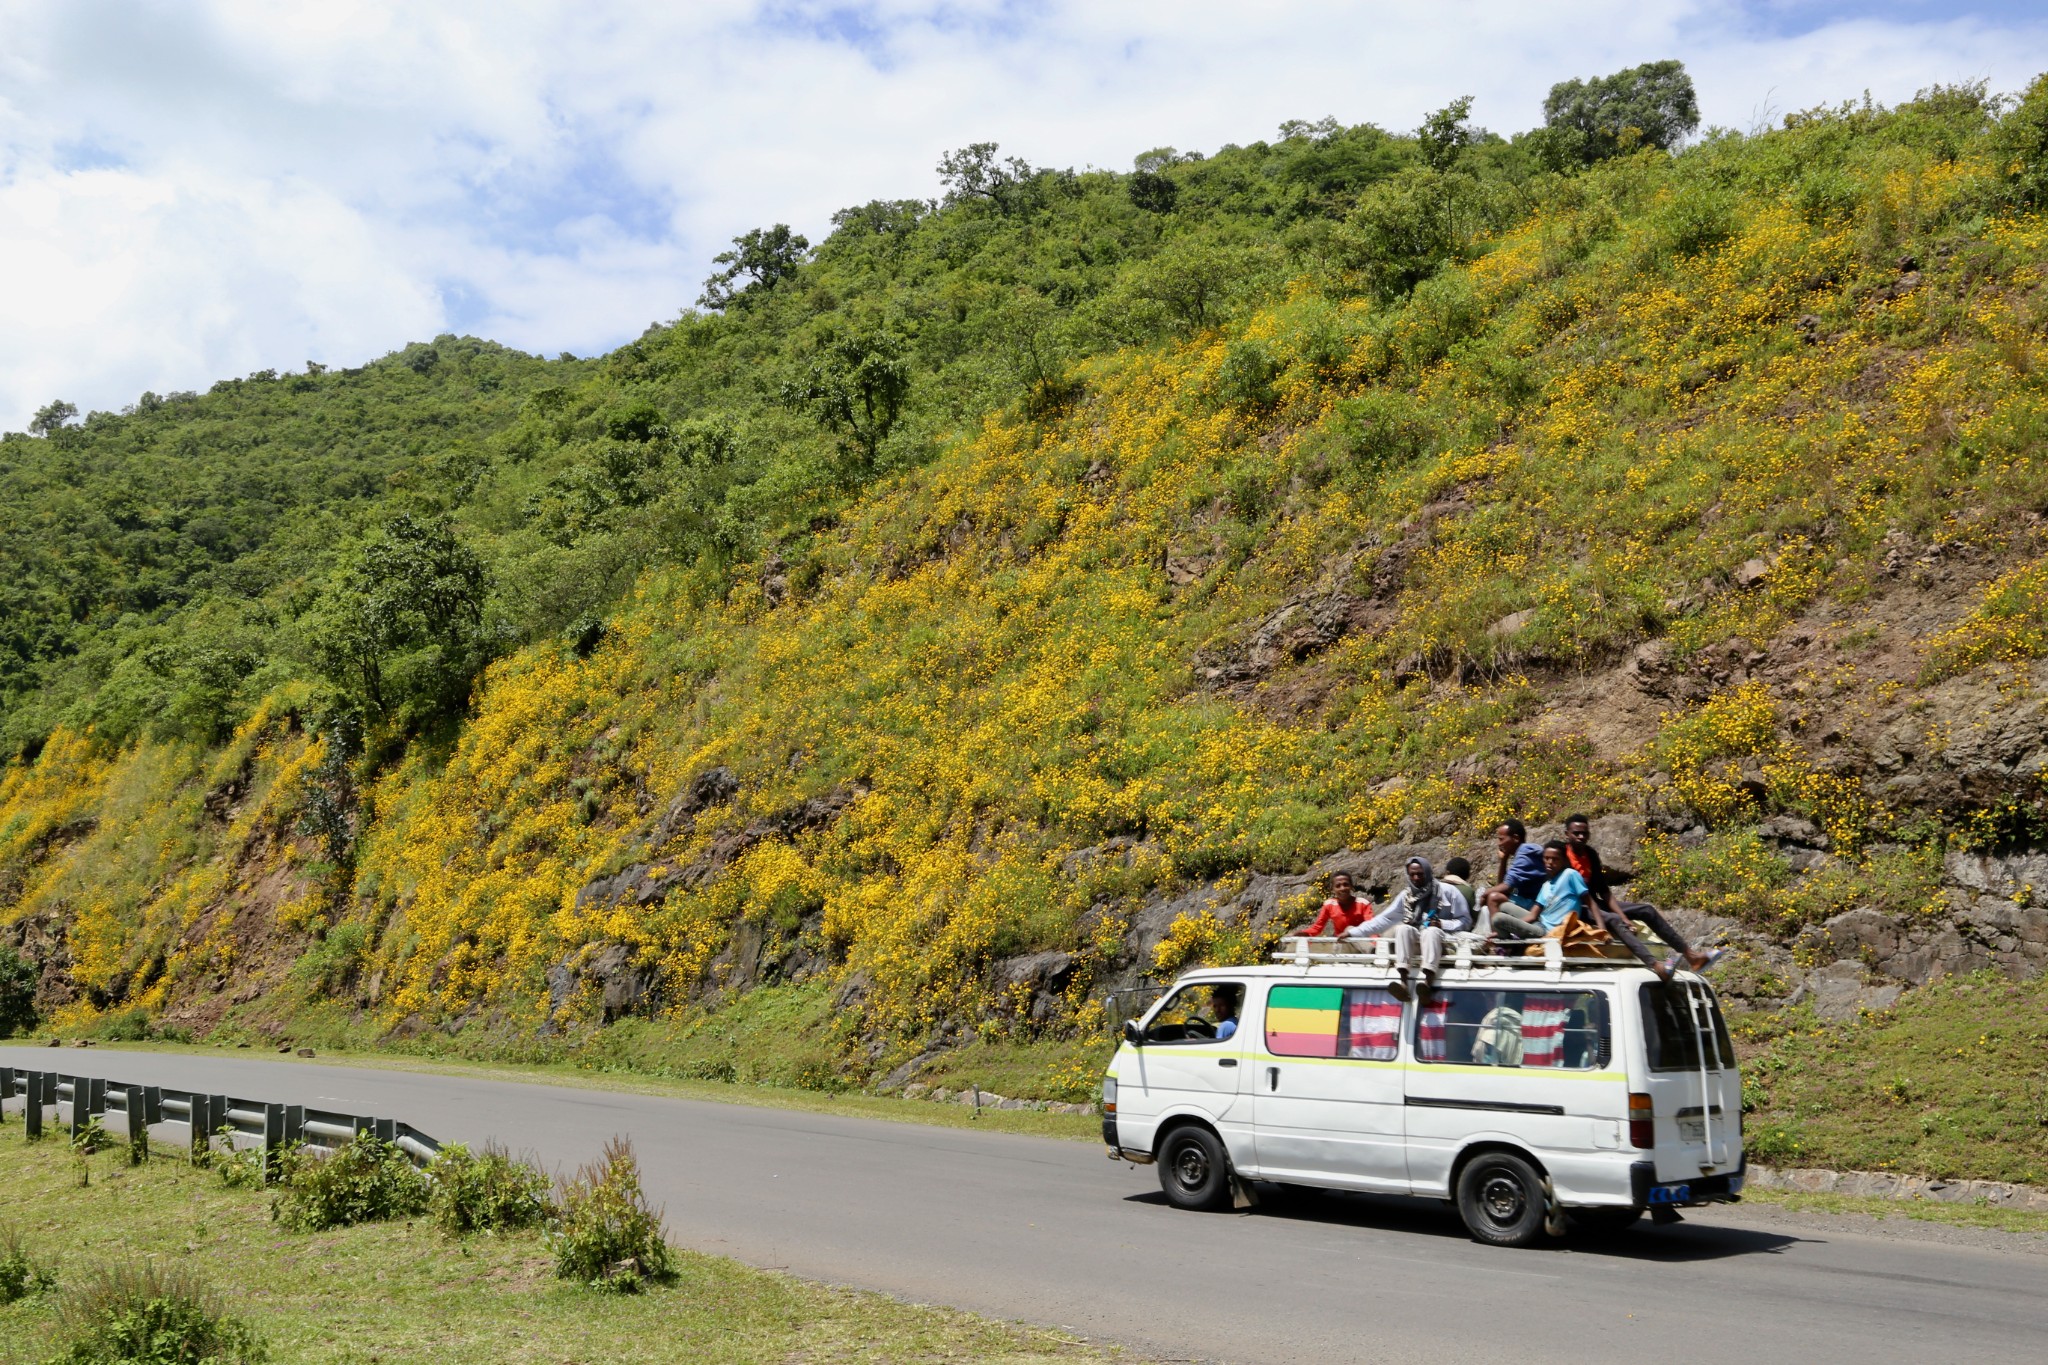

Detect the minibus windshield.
xmin=1639 ymin=983 xmax=1736 ymax=1071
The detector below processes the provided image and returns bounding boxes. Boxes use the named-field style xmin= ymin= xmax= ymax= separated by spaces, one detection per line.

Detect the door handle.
xmin=1217 ymin=1058 xmax=1237 ymax=1068
xmin=1267 ymin=1067 xmax=1280 ymax=1091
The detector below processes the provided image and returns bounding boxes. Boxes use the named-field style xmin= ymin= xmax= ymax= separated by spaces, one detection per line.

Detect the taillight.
xmin=1628 ymin=1092 xmax=1655 ymax=1149
xmin=1101 ymin=1076 xmax=1117 ymax=1115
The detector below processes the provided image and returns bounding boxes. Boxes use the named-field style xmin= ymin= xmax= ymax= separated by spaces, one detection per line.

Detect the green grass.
xmin=1742 ymin=1187 xmax=2048 ymax=1237
xmin=1735 ymin=972 xmax=2048 ymax=1185
xmin=0 ymin=1141 xmax=1124 ymax=1365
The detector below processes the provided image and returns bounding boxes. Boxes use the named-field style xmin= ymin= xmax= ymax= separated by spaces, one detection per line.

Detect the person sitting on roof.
xmin=1481 ymin=819 xmax=1547 ymax=916
xmin=1486 ymin=820 xmax=1553 ymax=941
xmin=1441 ymin=856 xmax=1477 ymax=916
xmin=1562 ymin=814 xmax=1723 ymax=982
xmin=1531 ymin=839 xmax=1591 ymax=931
xmin=1296 ymin=870 xmax=1374 ymax=936
xmin=1343 ymin=856 xmax=1472 ymax=1002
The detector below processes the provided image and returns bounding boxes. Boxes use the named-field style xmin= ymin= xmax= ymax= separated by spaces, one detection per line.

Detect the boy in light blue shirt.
xmin=1534 ymin=840 xmax=1590 ymax=928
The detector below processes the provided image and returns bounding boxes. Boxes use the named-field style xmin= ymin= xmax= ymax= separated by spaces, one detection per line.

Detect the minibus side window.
xmin=1141 ymin=982 xmax=1244 ymax=1045
xmin=1265 ymin=984 xmax=1403 ymax=1061
xmin=1414 ymin=989 xmax=1609 ymax=1070
xmin=1639 ymin=983 xmax=1737 ymax=1071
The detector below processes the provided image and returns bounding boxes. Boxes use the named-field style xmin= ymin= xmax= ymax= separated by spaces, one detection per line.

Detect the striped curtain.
xmin=1521 ymin=993 xmax=1573 ymax=1068
xmin=1343 ymin=989 xmax=1402 ymax=1061
xmin=1417 ymin=996 xmax=1451 ymax=1062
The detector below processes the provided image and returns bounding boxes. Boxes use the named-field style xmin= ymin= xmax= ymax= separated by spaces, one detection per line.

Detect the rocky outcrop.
xmin=648 ymin=765 xmax=739 ymax=850
xmin=577 ymin=778 xmax=869 ymax=913
xmin=546 ymin=941 xmax=656 ymax=1023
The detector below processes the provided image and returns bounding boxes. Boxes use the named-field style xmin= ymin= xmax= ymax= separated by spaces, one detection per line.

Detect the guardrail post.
xmin=283 ymin=1104 xmax=305 ymax=1149
xmin=24 ymin=1071 xmax=44 ymax=1141
xmin=120 ymin=1086 xmax=149 ymax=1154
xmin=141 ymin=1086 xmax=164 ymax=1126
xmin=261 ymin=1102 xmax=286 ymax=1182
xmin=1 ymin=1067 xmax=14 ymax=1122
xmin=204 ymin=1094 xmax=228 ymax=1160
xmin=372 ymin=1117 xmax=395 ymax=1145
xmin=71 ymin=1077 xmax=107 ymax=1143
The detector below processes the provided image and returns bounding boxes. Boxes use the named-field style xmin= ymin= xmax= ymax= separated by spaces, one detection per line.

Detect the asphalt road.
xmin=4 ymin=1047 xmax=2042 ymax=1364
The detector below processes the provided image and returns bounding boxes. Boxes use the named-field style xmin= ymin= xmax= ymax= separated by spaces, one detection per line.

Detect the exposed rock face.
xmin=1866 ymin=675 xmax=2048 ymax=809
xmin=1796 ymin=855 xmax=2048 ymax=988
xmin=4 ymin=913 xmax=77 ymax=1017
xmin=546 ymin=941 xmax=656 ymax=1023
xmin=545 ymin=776 xmax=868 ymax=1021
xmin=578 ymin=779 xmax=868 ymax=914
xmin=649 ymin=765 xmax=739 ymax=850
xmin=992 ymin=950 xmax=1077 ymax=1025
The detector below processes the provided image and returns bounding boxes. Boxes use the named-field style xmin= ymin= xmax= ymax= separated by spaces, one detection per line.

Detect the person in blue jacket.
xmin=1483 ymin=819 xmax=1551 ymax=939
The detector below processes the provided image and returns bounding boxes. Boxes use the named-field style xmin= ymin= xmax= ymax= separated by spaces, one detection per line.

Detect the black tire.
xmin=1455 ymin=1151 xmax=1550 ymax=1247
xmin=1156 ymin=1125 xmax=1232 ymax=1211
xmin=1570 ymin=1206 xmax=1644 ymax=1236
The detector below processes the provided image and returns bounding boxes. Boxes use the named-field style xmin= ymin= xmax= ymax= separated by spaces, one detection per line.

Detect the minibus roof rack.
xmin=1271 ymin=934 xmax=1649 ymax=980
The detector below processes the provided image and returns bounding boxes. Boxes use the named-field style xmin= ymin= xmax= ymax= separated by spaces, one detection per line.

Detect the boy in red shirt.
xmin=1298 ymin=871 xmax=1374 ymax=936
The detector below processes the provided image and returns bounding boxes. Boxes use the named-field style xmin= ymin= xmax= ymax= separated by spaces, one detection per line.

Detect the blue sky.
xmin=3 ymin=0 xmax=2047 ymax=431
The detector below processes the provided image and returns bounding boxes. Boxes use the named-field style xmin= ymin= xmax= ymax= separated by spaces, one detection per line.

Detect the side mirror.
xmin=1121 ymin=1019 xmax=1144 ymax=1046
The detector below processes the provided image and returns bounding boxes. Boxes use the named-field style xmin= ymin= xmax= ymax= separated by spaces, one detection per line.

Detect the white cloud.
xmin=2 ymin=0 xmax=2045 ymax=430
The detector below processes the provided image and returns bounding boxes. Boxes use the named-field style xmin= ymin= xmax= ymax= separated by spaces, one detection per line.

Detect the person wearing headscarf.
xmin=1344 ymin=856 xmax=1472 ymax=1001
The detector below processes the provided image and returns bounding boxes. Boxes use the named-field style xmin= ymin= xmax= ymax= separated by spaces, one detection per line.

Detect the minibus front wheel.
xmin=1455 ymin=1149 xmax=1550 ymax=1248
xmin=1156 ymin=1123 xmax=1231 ymax=1212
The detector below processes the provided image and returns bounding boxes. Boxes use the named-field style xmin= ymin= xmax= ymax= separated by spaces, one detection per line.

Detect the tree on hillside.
xmin=306 ymin=512 xmax=496 ymax=731
xmin=780 ymin=326 xmax=912 ymax=478
xmin=699 ymin=224 xmax=811 ymax=310
xmin=28 ymin=400 xmax=77 ymax=437
xmin=1993 ymin=72 xmax=2048 ymax=207
xmin=937 ymin=142 xmax=1048 ymax=216
xmin=1418 ymin=96 xmax=1480 ymax=171
xmin=1538 ymin=59 xmax=1700 ymax=167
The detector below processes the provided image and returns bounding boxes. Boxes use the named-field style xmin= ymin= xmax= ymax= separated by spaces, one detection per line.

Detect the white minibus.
xmin=1100 ymin=937 xmax=1744 ymax=1246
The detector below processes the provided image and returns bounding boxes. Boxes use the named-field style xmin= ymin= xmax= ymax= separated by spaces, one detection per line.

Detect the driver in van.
xmin=1209 ymin=985 xmax=1241 ymax=1041
xmin=1343 ymin=856 xmax=1472 ymax=1002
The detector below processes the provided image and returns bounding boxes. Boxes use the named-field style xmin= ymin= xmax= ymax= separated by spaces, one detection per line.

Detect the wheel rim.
xmin=1172 ymin=1141 xmax=1210 ymax=1191
xmin=1479 ymin=1170 xmax=1526 ymax=1225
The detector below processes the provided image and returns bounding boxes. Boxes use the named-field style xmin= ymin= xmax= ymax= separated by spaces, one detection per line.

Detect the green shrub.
xmin=0 ymin=945 xmax=36 ymax=1037
xmin=210 ymin=1134 xmax=265 ymax=1189
xmin=546 ymin=1136 xmax=676 ymax=1292
xmin=427 ymin=1143 xmax=555 ymax=1236
xmin=0 ymin=1222 xmax=56 ymax=1303
xmin=96 ymin=1009 xmax=151 ymax=1042
xmin=271 ymin=1134 xmax=428 ymax=1232
xmin=49 ymin=1260 xmax=266 ymax=1364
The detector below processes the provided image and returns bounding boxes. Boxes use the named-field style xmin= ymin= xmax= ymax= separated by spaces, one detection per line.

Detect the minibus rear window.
xmin=1639 ymin=983 xmax=1737 ymax=1071
xmin=1414 ymin=989 xmax=1609 ymax=1070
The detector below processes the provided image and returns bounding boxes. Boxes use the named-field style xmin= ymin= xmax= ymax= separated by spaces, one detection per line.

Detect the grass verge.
xmin=1733 ymin=971 xmax=2048 ymax=1186
xmin=0 ymin=1140 xmax=1124 ymax=1364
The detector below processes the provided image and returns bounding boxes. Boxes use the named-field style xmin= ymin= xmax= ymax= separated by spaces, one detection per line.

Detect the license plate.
xmin=1646 ymin=1181 xmax=1694 ymax=1206
xmin=1679 ymin=1118 xmax=1707 ymax=1144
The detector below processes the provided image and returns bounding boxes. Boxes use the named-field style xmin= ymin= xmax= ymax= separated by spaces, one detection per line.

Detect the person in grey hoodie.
xmin=1344 ymin=856 xmax=1473 ymax=1001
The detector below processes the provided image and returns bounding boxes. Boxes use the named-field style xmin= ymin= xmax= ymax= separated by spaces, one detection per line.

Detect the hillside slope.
xmin=5 ymin=79 xmax=2048 ymax=1170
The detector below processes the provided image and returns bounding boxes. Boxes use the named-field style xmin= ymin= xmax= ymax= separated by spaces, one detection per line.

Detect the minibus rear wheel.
xmin=1156 ymin=1124 xmax=1231 ymax=1211
xmin=1455 ymin=1150 xmax=1549 ymax=1247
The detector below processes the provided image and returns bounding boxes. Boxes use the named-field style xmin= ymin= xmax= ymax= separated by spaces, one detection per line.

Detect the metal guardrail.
xmin=1 ymin=1066 xmax=441 ymax=1176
